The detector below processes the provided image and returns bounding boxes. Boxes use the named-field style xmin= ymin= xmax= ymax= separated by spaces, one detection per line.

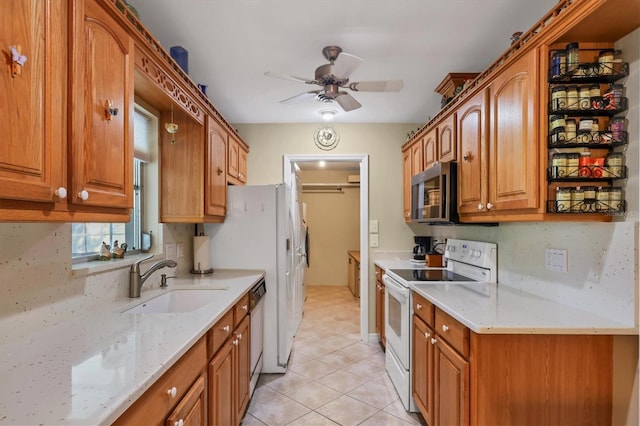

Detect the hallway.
xmin=242 ymin=286 xmax=424 ymax=425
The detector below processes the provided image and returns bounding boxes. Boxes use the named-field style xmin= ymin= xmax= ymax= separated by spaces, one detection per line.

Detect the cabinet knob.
xmin=425 ymin=331 xmax=430 ymax=338
xmin=105 ymin=100 xmax=119 ymax=121
xmin=9 ymin=45 xmax=27 ymax=77
xmin=487 ymin=202 xmax=494 ymax=210
xmin=463 ymin=152 xmax=472 ymax=162
xmin=236 ymin=333 xmax=242 ymax=340
xmin=223 ymin=325 xmax=230 ymax=332
xmin=55 ymin=187 xmax=67 ymax=199
xmin=416 ymin=303 xmax=422 ymax=310
xmin=167 ymin=386 xmax=177 ymax=398
xmin=217 ymin=167 xmax=223 ymax=175
xmin=442 ymin=324 xmax=449 ymax=332
xmin=174 ymin=420 xmax=184 ymax=426
xmin=78 ymin=189 xmax=89 ymax=201
xmin=233 ymin=339 xmax=239 ymax=346
xmin=430 ymin=338 xmax=437 ymax=345
xmin=477 ymin=203 xmax=484 ymax=210
xmin=242 ymin=304 xmax=248 ymax=311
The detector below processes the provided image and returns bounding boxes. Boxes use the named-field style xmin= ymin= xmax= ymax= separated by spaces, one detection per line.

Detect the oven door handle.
xmin=383 ymin=274 xmax=410 ymax=302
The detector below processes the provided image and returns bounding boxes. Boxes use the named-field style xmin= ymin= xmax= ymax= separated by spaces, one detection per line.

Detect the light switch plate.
xmin=369 ymin=220 xmax=379 ymax=234
xmin=370 ymin=234 xmax=379 ymax=248
xmin=165 ymin=243 xmax=177 ymax=260
xmin=545 ymin=248 xmax=567 ymax=272
xmin=176 ymin=243 xmax=184 ymax=258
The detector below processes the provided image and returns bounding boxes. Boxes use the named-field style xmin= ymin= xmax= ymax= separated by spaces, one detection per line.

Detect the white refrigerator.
xmin=205 ymin=184 xmax=305 ymax=373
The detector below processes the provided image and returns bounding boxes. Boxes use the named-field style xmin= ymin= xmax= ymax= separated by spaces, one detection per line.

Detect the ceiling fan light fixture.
xmin=320 ymin=109 xmax=337 ymax=120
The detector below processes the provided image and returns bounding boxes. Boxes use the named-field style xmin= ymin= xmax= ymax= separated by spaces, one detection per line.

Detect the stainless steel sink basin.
xmin=123 ymin=288 xmax=227 ymax=314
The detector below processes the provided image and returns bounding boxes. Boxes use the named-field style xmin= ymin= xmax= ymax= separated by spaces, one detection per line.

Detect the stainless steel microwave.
xmin=411 ymin=162 xmax=458 ymax=224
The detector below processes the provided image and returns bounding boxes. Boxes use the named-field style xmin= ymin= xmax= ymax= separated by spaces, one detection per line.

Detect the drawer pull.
xmin=55 ymin=187 xmax=67 ymax=199
xmin=233 ymin=339 xmax=239 ymax=346
xmin=78 ymin=189 xmax=89 ymax=201
xmin=430 ymin=338 xmax=437 ymax=345
xmin=442 ymin=324 xmax=449 ymax=332
xmin=242 ymin=304 xmax=248 ymax=311
xmin=167 ymin=386 xmax=177 ymax=398
xmin=236 ymin=333 xmax=242 ymax=340
xmin=416 ymin=303 xmax=422 ymax=310
xmin=424 ymin=332 xmax=430 ymax=338
xmin=174 ymin=419 xmax=184 ymax=426
xmin=223 ymin=325 xmax=230 ymax=332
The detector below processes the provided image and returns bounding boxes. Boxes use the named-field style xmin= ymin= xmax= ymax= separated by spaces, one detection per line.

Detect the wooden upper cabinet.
xmin=402 ymin=148 xmax=412 ymax=222
xmin=423 ymin=129 xmax=438 ymax=170
xmin=69 ymin=0 xmax=134 ymax=209
xmin=411 ymin=142 xmax=423 ymax=176
xmin=488 ymin=49 xmax=539 ymax=212
xmin=206 ymin=116 xmax=227 ymax=218
xmin=438 ymin=113 xmax=457 ymax=163
xmin=0 ymin=0 xmax=66 ymax=204
xmin=227 ymin=134 xmax=247 ymax=185
xmin=457 ymin=89 xmax=488 ymax=215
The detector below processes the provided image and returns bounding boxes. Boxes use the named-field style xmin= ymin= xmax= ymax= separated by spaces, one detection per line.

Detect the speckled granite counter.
xmin=375 ymin=258 xmax=635 ymax=335
xmin=0 ymin=269 xmax=264 ymax=425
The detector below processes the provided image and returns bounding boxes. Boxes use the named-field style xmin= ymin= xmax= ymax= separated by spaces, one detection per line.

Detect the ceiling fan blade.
xmin=279 ymin=91 xmax=320 ymax=104
xmin=335 ymin=92 xmax=362 ymax=111
xmin=348 ymin=80 xmax=404 ymax=92
xmin=265 ymin=71 xmax=315 ymax=84
xmin=331 ymin=52 xmax=363 ymax=79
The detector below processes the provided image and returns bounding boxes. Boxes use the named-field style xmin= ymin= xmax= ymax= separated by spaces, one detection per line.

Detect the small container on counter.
xmin=551 ymin=86 xmax=567 ymax=111
xmin=566 ymin=85 xmax=579 ymax=110
xmin=556 ymin=187 xmax=572 ymax=212
xmin=570 ymin=187 xmax=585 ymax=212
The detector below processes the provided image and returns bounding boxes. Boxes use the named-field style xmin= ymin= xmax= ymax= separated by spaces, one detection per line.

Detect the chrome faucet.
xmin=129 ymin=254 xmax=178 ymax=298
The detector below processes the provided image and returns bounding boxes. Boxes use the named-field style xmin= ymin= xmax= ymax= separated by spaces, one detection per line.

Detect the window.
xmin=72 ymin=106 xmax=156 ymax=261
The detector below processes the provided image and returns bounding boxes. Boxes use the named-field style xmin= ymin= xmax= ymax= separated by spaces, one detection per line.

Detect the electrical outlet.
xmin=370 ymin=234 xmax=379 ymax=248
xmin=165 ymin=243 xmax=176 ymax=260
xmin=176 ymin=243 xmax=184 ymax=258
xmin=369 ymin=220 xmax=379 ymax=234
xmin=545 ymin=248 xmax=567 ymax=272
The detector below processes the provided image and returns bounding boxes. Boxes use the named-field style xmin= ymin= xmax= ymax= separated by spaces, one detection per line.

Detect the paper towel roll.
xmin=193 ymin=235 xmax=212 ymax=272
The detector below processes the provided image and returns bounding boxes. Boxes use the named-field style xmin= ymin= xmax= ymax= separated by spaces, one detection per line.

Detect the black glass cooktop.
xmin=389 ymin=269 xmax=476 ymax=282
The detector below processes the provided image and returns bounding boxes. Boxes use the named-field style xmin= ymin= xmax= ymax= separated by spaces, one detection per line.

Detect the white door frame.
xmin=284 ymin=154 xmax=370 ymax=342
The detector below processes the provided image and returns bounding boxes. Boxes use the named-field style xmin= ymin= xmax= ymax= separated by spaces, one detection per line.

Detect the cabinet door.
xmin=457 ymin=89 xmax=488 ymax=215
xmin=206 ymin=116 xmax=227 ymax=217
xmin=69 ymin=0 xmax=134 ymax=208
xmin=166 ymin=375 xmax=206 ymax=426
xmin=347 ymin=256 xmax=356 ymax=297
xmin=234 ymin=315 xmax=251 ymax=422
xmin=402 ymin=149 xmax=411 ymax=222
xmin=434 ymin=338 xmax=470 ymax=426
xmin=438 ymin=113 xmax=457 ymax=163
xmin=489 ymin=49 xmax=539 ymax=212
xmin=412 ymin=316 xmax=434 ymax=425
xmin=209 ymin=339 xmax=234 ymax=426
xmin=411 ymin=142 xmax=423 ymax=176
xmin=227 ymin=136 xmax=239 ymax=181
xmin=423 ymin=130 xmax=438 ymax=170
xmin=0 ymin=0 xmax=65 ymax=203
xmin=238 ymin=145 xmax=247 ymax=184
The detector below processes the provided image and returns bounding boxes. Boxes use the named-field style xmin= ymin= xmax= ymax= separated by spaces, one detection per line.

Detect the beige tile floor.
xmin=242 ymin=286 xmax=425 ymax=426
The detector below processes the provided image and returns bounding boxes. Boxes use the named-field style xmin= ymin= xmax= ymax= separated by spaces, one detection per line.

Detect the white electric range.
xmin=382 ymin=238 xmax=497 ymax=412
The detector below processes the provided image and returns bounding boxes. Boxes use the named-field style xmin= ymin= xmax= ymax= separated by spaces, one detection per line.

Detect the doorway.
xmin=284 ymin=154 xmax=370 ymax=343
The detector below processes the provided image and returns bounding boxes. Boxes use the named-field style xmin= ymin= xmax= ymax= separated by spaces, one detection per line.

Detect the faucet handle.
xmin=131 ymin=254 xmax=154 ymax=272
xmin=160 ymin=274 xmax=176 ymax=287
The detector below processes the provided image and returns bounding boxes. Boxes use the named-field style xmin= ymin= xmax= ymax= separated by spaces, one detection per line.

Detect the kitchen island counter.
xmin=0 ymin=269 xmax=264 ymax=425
xmin=411 ymin=281 xmax=636 ymax=335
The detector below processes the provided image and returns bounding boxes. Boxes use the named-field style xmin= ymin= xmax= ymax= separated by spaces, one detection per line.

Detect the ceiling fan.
xmin=265 ymin=46 xmax=403 ymax=112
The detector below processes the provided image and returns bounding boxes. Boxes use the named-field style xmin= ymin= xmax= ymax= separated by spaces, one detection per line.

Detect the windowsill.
xmin=72 ymin=252 xmax=160 ymax=276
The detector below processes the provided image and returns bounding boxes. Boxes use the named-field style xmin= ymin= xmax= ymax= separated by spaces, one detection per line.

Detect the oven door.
xmin=383 ymin=273 xmax=411 ymax=369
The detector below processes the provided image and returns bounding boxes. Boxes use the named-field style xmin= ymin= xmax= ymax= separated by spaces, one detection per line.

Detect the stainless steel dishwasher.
xmin=249 ymin=278 xmax=266 ymax=397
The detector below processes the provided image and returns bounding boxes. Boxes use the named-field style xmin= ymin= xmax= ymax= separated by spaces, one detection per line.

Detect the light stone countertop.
xmin=375 ymin=259 xmax=636 ymax=335
xmin=0 ymin=269 xmax=264 ymax=426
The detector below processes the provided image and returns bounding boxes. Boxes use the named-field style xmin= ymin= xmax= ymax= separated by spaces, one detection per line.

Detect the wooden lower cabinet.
xmin=234 ymin=315 xmax=251 ymax=422
xmin=411 ymin=293 xmax=614 ymax=426
xmin=209 ymin=339 xmax=234 ymax=426
xmin=167 ymin=375 xmax=206 ymax=426
xmin=375 ymin=266 xmax=386 ymax=349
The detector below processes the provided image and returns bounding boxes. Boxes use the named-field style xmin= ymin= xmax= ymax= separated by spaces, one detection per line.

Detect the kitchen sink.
xmin=123 ymin=288 xmax=228 ymax=314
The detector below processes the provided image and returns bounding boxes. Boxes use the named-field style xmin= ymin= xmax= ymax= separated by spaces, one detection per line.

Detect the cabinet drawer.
xmin=413 ymin=292 xmax=435 ymax=327
xmin=435 ymin=308 xmax=470 ymax=358
xmin=208 ymin=309 xmax=234 ymax=359
xmin=234 ymin=293 xmax=250 ymax=327
xmin=114 ymin=337 xmax=206 ymax=426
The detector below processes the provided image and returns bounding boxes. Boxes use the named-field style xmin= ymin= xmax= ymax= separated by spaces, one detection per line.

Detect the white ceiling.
xmin=129 ymin=0 xmax=558 ymax=124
